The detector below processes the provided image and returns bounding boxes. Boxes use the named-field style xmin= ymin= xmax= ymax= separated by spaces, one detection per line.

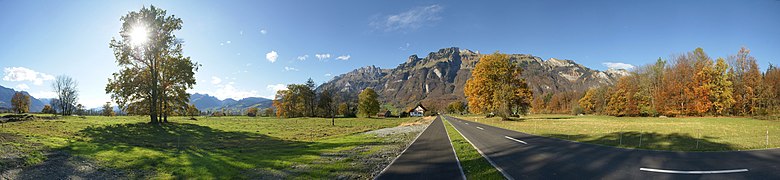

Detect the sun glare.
xmin=129 ymin=24 xmax=148 ymax=46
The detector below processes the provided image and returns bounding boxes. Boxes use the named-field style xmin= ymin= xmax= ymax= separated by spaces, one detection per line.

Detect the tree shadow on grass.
xmin=60 ymin=122 xmax=377 ymax=179
xmin=541 ymin=131 xmax=736 ymax=151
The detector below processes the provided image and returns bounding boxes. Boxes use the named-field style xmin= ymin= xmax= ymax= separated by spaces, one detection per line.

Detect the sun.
xmin=129 ymin=24 xmax=148 ymax=46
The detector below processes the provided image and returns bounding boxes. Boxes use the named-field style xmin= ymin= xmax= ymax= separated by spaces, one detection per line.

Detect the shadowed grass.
xmin=1 ymin=115 xmax=420 ymax=179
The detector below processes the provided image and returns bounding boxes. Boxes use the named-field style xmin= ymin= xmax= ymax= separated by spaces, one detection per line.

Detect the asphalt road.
xmin=375 ymin=116 xmax=465 ymax=180
xmin=444 ymin=115 xmax=780 ymax=180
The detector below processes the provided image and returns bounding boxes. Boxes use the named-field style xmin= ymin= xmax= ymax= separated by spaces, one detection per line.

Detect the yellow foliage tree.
xmin=464 ymin=52 xmax=532 ymax=119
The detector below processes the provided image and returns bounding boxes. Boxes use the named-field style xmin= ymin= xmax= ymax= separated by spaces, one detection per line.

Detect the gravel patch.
xmin=0 ymin=151 xmax=137 ymax=180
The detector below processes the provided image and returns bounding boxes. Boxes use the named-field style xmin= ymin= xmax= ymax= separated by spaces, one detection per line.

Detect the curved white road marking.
xmin=639 ymin=168 xmax=748 ymax=174
xmin=504 ymin=136 xmax=528 ymax=144
xmin=476 ymin=127 xmax=484 ymax=130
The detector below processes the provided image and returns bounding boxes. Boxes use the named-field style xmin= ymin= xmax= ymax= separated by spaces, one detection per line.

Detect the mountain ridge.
xmin=318 ymin=47 xmax=628 ymax=111
xmin=189 ymin=93 xmax=272 ymax=112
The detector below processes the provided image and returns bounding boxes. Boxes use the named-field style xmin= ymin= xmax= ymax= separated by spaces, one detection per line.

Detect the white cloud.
xmin=263 ymin=84 xmax=288 ymax=99
xmin=602 ymin=62 xmax=635 ymax=70
xmin=297 ymin=55 xmax=309 ymax=61
xmin=260 ymin=29 xmax=267 ymax=34
xmin=246 ymin=63 xmax=252 ymax=67
xmin=266 ymin=51 xmax=279 ymax=63
xmin=237 ymin=53 xmax=241 ymax=56
xmin=336 ymin=55 xmax=351 ymax=61
xmin=284 ymin=67 xmax=299 ymax=71
xmin=371 ymin=4 xmax=444 ymax=32
xmin=210 ymin=76 xmax=222 ymax=85
xmin=30 ymin=91 xmax=56 ymax=99
xmin=239 ymin=30 xmax=244 ymax=35
xmin=220 ymin=43 xmax=224 ymax=46
xmin=212 ymin=83 xmax=259 ymax=100
xmin=399 ymin=42 xmax=411 ymax=51
xmin=324 ymin=73 xmax=332 ymax=77
xmin=267 ymin=84 xmax=287 ymax=92
xmin=226 ymin=41 xmax=231 ymax=44
xmin=3 ymin=67 xmax=55 ymax=85
xmin=15 ymin=84 xmax=30 ymax=91
xmin=315 ymin=53 xmax=331 ymax=60
xmin=80 ymin=98 xmax=110 ymax=109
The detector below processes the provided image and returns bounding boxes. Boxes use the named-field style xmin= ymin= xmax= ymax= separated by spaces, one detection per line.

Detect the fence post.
xmin=639 ymin=133 xmax=643 ymax=147
xmin=767 ymin=129 xmax=769 ymax=148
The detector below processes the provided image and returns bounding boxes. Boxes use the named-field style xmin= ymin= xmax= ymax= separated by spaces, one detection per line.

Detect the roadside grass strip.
xmin=453 ymin=114 xmax=780 ymax=152
xmin=442 ymin=118 xmax=506 ymax=180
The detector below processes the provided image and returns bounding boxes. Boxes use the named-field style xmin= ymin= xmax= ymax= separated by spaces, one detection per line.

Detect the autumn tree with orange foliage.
xmin=465 ymin=52 xmax=533 ymax=119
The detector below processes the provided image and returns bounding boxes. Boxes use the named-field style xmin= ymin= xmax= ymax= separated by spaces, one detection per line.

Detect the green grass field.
xmin=0 ymin=115 xmax=422 ymax=179
xmin=453 ymin=114 xmax=780 ymax=152
xmin=441 ymin=117 xmax=505 ymax=180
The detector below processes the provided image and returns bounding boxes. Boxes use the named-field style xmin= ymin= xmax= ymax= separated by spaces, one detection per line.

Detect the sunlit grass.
xmin=0 ymin=115 xmax=420 ymax=179
xmin=453 ymin=114 xmax=780 ymax=151
xmin=442 ymin=117 xmax=505 ymax=180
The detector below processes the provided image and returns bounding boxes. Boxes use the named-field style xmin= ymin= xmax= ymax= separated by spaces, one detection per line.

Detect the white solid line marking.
xmin=375 ymin=117 xmax=434 ymax=178
xmin=504 ymin=136 xmax=528 ymax=144
xmin=639 ymin=168 xmax=748 ymax=174
xmin=465 ymin=122 xmax=469 ymax=125
xmin=445 ymin=117 xmax=515 ymax=180
xmin=476 ymin=127 xmax=484 ymax=130
xmin=441 ymin=117 xmax=467 ymax=180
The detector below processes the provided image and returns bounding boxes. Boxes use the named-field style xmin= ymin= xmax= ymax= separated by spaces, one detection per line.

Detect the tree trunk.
xmin=150 ymin=62 xmax=158 ymax=124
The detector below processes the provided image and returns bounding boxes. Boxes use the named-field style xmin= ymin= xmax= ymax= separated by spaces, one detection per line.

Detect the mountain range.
xmin=189 ymin=93 xmax=272 ymax=112
xmin=318 ymin=47 xmax=628 ymax=111
xmin=0 ymin=85 xmax=45 ymax=112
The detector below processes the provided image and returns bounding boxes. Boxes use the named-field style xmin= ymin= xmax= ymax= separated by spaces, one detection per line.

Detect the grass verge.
xmin=442 ymin=117 xmax=505 ymax=180
xmin=453 ymin=114 xmax=780 ymax=151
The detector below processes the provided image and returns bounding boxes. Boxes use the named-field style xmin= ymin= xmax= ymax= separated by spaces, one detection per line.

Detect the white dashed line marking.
xmin=504 ymin=136 xmax=528 ymax=144
xmin=476 ymin=127 xmax=484 ymax=130
xmin=639 ymin=168 xmax=748 ymax=174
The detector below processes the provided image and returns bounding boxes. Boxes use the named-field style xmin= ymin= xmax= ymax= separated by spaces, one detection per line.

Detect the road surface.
xmin=375 ymin=116 xmax=465 ymax=180
xmin=444 ymin=115 xmax=780 ymax=180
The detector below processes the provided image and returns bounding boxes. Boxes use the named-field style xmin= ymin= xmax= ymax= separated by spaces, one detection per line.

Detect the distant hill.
xmin=318 ymin=47 xmax=628 ymax=111
xmin=0 ymin=85 xmax=46 ymax=112
xmin=189 ymin=93 xmax=272 ymax=112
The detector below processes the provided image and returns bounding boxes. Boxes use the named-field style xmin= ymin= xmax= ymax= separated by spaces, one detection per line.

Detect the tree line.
xmin=577 ymin=47 xmax=780 ymax=117
xmin=271 ymin=78 xmax=382 ymax=120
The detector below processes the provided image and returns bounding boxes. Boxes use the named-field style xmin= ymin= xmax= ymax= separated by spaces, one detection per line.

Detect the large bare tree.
xmin=52 ymin=75 xmax=78 ymax=116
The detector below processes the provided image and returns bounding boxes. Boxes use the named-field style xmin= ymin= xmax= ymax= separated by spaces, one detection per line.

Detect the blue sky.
xmin=1 ymin=0 xmax=778 ymax=108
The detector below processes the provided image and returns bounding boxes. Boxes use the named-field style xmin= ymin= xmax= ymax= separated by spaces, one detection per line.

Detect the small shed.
xmin=408 ymin=103 xmax=427 ymax=117
xmin=376 ymin=110 xmax=392 ymax=118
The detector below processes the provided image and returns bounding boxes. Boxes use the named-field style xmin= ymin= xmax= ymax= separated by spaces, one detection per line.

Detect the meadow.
xmin=0 ymin=115 xmax=423 ymax=179
xmin=453 ymin=114 xmax=780 ymax=152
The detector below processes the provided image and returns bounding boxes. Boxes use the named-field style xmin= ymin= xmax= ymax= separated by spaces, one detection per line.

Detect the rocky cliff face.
xmin=318 ymin=47 xmax=627 ymax=111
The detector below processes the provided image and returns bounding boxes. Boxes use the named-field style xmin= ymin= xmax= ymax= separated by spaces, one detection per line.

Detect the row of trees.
xmin=9 ymin=74 xmax=82 ymax=115
xmin=271 ymin=78 xmax=382 ymax=120
xmin=579 ymin=47 xmax=780 ymax=117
